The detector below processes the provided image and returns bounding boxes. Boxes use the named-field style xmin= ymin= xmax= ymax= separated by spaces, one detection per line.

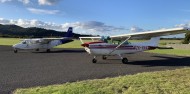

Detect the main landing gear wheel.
xmin=35 ymin=49 xmax=39 ymax=51
xmin=102 ymin=55 xmax=107 ymax=60
xmin=14 ymin=49 xmax=17 ymax=53
xmin=122 ymin=58 xmax=128 ymax=64
xmin=46 ymin=49 xmax=50 ymax=52
xmin=92 ymin=58 xmax=97 ymax=63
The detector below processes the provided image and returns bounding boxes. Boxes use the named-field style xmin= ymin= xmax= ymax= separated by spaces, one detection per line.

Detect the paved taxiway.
xmin=0 ymin=45 xmax=190 ymax=94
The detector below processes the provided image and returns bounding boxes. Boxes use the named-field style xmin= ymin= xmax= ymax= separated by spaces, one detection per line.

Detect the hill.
xmin=0 ymin=24 xmax=92 ymax=38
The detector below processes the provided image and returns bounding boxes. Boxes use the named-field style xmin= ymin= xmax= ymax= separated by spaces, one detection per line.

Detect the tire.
xmin=46 ymin=49 xmax=50 ymax=52
xmin=92 ymin=58 xmax=97 ymax=63
xmin=14 ymin=49 xmax=17 ymax=53
xmin=122 ymin=58 xmax=128 ymax=64
xmin=102 ymin=56 xmax=107 ymax=60
xmin=36 ymin=49 xmax=39 ymax=51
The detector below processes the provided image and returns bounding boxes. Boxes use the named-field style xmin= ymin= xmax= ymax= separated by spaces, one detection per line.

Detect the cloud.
xmin=61 ymin=21 xmax=126 ymax=32
xmin=0 ymin=0 xmax=60 ymax=5
xmin=0 ymin=18 xmax=187 ymax=38
xmin=0 ymin=0 xmax=29 ymax=4
xmin=0 ymin=18 xmax=128 ymax=35
xmin=18 ymin=0 xmax=29 ymax=4
xmin=60 ymin=21 xmax=127 ymax=35
xmin=38 ymin=0 xmax=60 ymax=5
xmin=0 ymin=0 xmax=11 ymax=3
xmin=27 ymin=8 xmax=59 ymax=15
xmin=130 ymin=26 xmax=145 ymax=32
xmin=175 ymin=23 xmax=190 ymax=28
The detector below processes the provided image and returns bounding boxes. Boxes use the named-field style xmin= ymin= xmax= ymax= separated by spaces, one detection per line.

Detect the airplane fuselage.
xmin=82 ymin=42 xmax=156 ymax=56
xmin=13 ymin=39 xmax=61 ymax=50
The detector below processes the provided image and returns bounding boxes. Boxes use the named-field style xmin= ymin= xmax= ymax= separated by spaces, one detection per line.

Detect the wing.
xmin=79 ymin=37 xmax=101 ymax=43
xmin=111 ymin=27 xmax=190 ymax=40
xmin=79 ymin=37 xmax=101 ymax=39
xmin=41 ymin=37 xmax=73 ymax=43
xmin=24 ymin=38 xmax=70 ymax=44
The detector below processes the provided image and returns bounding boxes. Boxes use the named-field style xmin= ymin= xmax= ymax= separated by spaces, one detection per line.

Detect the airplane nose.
xmin=12 ymin=44 xmax=18 ymax=49
xmin=12 ymin=44 xmax=16 ymax=48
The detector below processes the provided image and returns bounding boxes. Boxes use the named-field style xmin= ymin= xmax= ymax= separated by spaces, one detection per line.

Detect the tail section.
xmin=148 ymin=37 xmax=160 ymax=46
xmin=64 ymin=27 xmax=73 ymax=37
xmin=131 ymin=37 xmax=160 ymax=47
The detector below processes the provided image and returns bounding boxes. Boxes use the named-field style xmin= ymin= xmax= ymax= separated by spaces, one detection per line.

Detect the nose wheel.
xmin=92 ymin=58 xmax=97 ymax=63
xmin=14 ymin=49 xmax=18 ymax=53
xmin=92 ymin=56 xmax=97 ymax=63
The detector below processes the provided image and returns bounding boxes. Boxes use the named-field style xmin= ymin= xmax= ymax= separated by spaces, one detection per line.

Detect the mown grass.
xmin=14 ymin=68 xmax=190 ymax=94
xmin=148 ymin=49 xmax=190 ymax=56
xmin=0 ymin=38 xmax=20 ymax=46
xmin=0 ymin=38 xmax=189 ymax=56
xmin=0 ymin=38 xmax=89 ymax=48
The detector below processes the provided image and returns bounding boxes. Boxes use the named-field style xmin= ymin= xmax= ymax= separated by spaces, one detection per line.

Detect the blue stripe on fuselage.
xmin=60 ymin=38 xmax=73 ymax=44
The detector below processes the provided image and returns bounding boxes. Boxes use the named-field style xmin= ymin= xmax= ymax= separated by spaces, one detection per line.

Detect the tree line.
xmin=0 ymin=24 xmax=92 ymax=38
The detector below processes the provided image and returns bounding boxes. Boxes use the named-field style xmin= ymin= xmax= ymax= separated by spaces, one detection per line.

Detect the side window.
xmin=22 ymin=41 xmax=26 ymax=44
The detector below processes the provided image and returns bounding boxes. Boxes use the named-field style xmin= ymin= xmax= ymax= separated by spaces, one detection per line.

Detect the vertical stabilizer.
xmin=64 ymin=27 xmax=73 ymax=37
xmin=148 ymin=37 xmax=160 ymax=46
xmin=131 ymin=37 xmax=160 ymax=47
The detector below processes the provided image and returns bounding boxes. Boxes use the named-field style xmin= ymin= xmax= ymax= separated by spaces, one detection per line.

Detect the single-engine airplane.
xmin=80 ymin=27 xmax=190 ymax=64
xmin=13 ymin=27 xmax=73 ymax=53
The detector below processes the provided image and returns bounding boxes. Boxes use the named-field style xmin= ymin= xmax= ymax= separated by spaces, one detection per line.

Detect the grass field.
xmin=1 ymin=38 xmax=190 ymax=94
xmin=1 ymin=38 xmax=189 ymax=56
xmin=14 ymin=68 xmax=190 ymax=94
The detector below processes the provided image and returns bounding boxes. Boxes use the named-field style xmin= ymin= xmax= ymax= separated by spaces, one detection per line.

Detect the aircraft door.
xmin=20 ymin=40 xmax=29 ymax=49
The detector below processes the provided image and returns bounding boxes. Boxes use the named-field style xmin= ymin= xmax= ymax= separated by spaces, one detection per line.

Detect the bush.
xmin=182 ymin=32 xmax=190 ymax=44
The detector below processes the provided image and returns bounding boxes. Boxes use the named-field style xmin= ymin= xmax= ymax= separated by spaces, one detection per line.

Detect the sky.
xmin=0 ymin=0 xmax=190 ymax=36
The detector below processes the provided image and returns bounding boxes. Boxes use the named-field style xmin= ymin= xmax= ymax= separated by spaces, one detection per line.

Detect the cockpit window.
xmin=22 ymin=41 xmax=27 ymax=44
xmin=100 ymin=36 xmax=111 ymax=43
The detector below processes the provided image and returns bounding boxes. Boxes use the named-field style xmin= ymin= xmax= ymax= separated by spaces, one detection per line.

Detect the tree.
xmin=182 ymin=32 xmax=190 ymax=44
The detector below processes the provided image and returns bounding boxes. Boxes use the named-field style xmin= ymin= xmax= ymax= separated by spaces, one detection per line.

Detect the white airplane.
xmin=79 ymin=27 xmax=190 ymax=64
xmin=13 ymin=27 xmax=73 ymax=53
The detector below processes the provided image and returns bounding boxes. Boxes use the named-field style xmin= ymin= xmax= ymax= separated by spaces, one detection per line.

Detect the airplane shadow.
xmin=128 ymin=56 xmax=190 ymax=67
xmin=33 ymin=49 xmax=85 ymax=53
xmin=96 ymin=55 xmax=190 ymax=67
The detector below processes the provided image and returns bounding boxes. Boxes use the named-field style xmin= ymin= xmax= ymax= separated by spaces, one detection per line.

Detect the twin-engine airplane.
xmin=80 ymin=27 xmax=190 ymax=64
xmin=13 ymin=27 xmax=73 ymax=53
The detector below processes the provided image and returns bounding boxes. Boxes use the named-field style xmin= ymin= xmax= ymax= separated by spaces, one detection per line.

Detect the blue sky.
xmin=0 ymin=0 xmax=190 ymax=36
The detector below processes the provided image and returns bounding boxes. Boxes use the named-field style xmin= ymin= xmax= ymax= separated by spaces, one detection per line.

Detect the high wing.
xmin=40 ymin=37 xmax=72 ymax=44
xmin=21 ymin=37 xmax=71 ymax=44
xmin=79 ymin=27 xmax=190 ymax=41
xmin=111 ymin=27 xmax=190 ymax=40
xmin=79 ymin=37 xmax=101 ymax=43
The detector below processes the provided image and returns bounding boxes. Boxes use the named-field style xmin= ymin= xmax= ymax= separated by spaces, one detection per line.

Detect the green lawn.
xmin=1 ymin=38 xmax=190 ymax=94
xmin=148 ymin=49 xmax=190 ymax=56
xmin=14 ymin=68 xmax=190 ymax=94
xmin=0 ymin=38 xmax=88 ymax=48
xmin=0 ymin=38 xmax=20 ymax=46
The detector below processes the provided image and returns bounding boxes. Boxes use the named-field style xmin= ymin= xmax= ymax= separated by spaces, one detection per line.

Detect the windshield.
xmin=100 ymin=36 xmax=131 ymax=45
xmin=100 ymin=36 xmax=111 ymax=43
xmin=21 ymin=41 xmax=27 ymax=44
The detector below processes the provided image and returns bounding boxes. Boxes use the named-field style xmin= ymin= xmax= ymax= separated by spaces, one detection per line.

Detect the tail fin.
xmin=148 ymin=37 xmax=160 ymax=46
xmin=64 ymin=27 xmax=73 ymax=37
xmin=131 ymin=37 xmax=160 ymax=47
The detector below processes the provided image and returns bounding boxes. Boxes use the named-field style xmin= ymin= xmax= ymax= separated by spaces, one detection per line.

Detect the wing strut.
xmin=108 ymin=36 xmax=131 ymax=55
